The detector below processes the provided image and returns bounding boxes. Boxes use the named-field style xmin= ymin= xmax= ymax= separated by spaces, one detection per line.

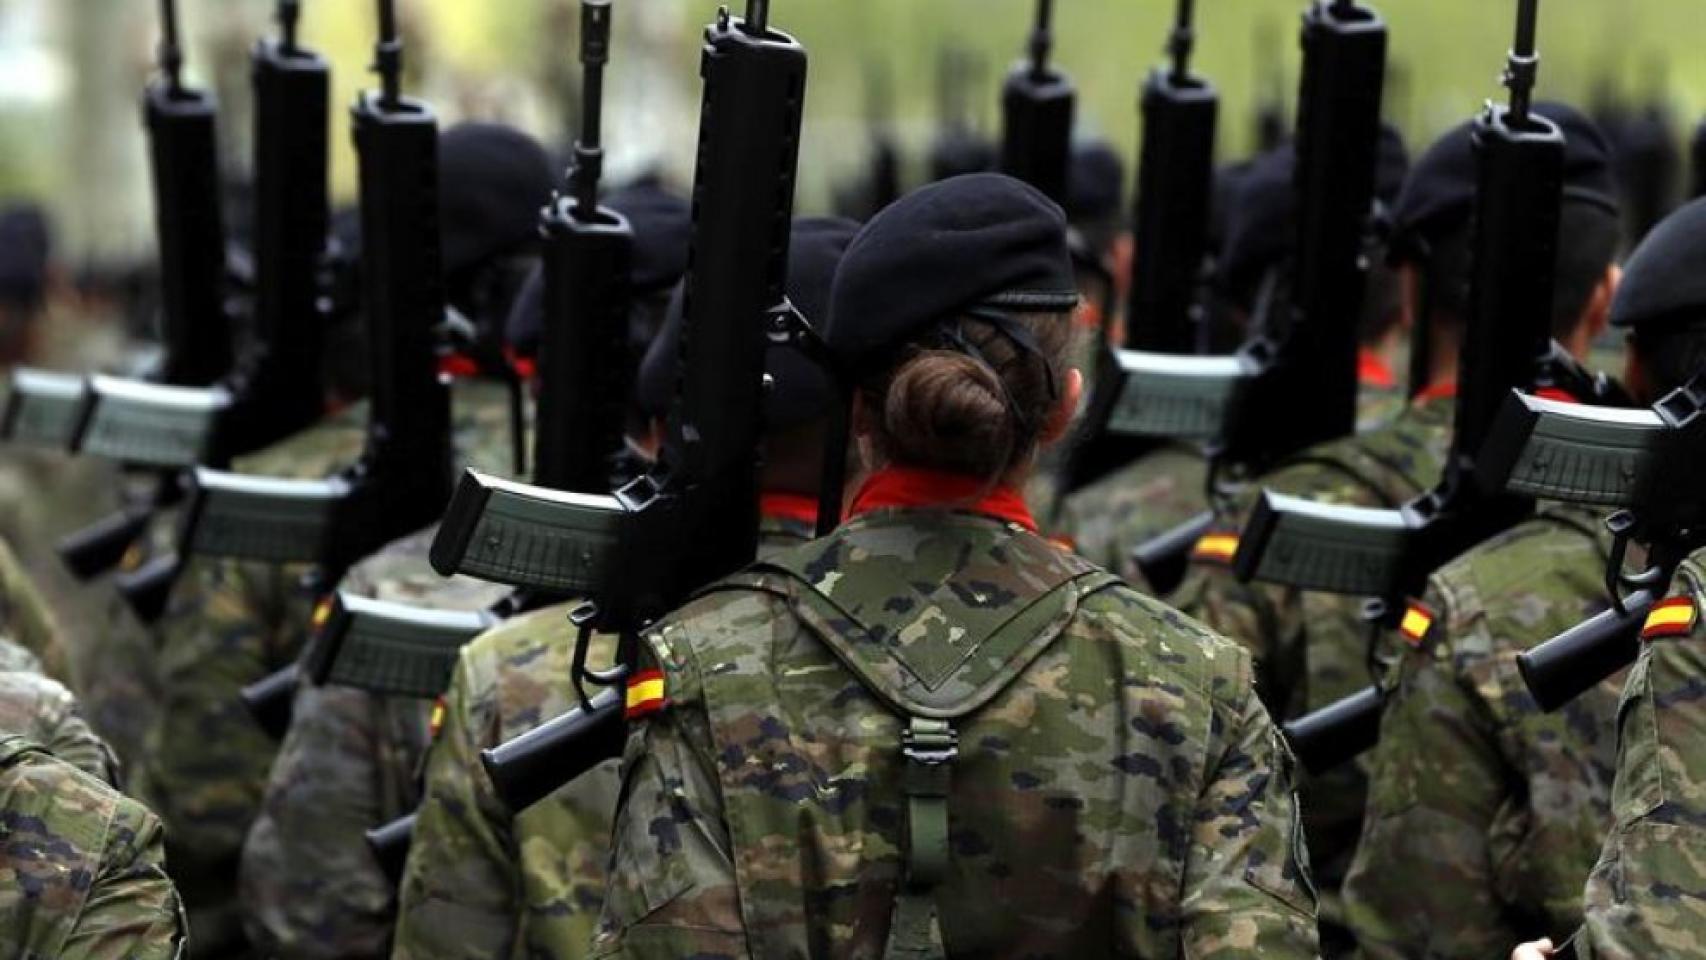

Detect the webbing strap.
xmin=884 ymin=717 xmax=957 ymax=959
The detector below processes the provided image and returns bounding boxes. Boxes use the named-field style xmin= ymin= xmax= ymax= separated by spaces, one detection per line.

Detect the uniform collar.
xmin=849 ymin=466 xmax=1038 ymax=533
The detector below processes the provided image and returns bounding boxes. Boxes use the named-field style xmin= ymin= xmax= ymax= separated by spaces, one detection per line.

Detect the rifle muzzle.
xmin=480 ymin=686 xmax=625 ymax=814
xmin=241 ymin=663 xmax=301 ymax=741
xmin=1281 ymin=684 xmax=1384 ymax=775
xmin=1517 ymin=593 xmax=1652 ymax=713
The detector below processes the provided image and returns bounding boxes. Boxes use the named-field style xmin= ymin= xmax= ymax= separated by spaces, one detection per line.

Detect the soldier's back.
xmin=0 ymin=733 xmax=186 ymax=959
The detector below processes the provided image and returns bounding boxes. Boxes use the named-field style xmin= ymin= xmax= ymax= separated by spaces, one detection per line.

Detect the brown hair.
xmin=860 ymin=311 xmax=1075 ymax=480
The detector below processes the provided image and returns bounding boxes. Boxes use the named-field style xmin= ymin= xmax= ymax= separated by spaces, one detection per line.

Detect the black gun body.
xmin=144 ymin=83 xmax=232 ymax=388
xmin=1221 ymin=4 xmax=1385 ymax=470
xmin=535 ymin=203 xmax=633 ymax=494
xmin=217 ymin=38 xmax=331 ymax=456
xmin=1128 ymin=69 xmax=1216 ymax=353
xmin=1518 ymin=590 xmax=1652 ymax=713
xmin=481 ymin=687 xmax=624 ymax=813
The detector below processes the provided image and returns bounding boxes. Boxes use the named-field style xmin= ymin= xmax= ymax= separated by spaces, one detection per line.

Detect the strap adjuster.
xmin=903 ymin=719 xmax=958 ymax=799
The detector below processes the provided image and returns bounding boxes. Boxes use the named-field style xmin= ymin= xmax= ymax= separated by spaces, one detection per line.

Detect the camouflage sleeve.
xmin=1183 ymin=564 xmax=1301 ymax=717
xmin=0 ymin=535 xmax=69 ymax=683
xmin=1578 ymin=634 xmax=1706 ymax=960
xmin=240 ymin=682 xmax=408 ymax=959
xmin=591 ymin=638 xmax=744 ymax=960
xmin=61 ymin=795 xmax=187 ymax=960
xmin=0 ymin=671 xmax=121 ymax=787
xmin=1341 ymin=582 xmax=1514 ymax=960
xmin=1178 ymin=646 xmax=1320 ymax=959
xmin=393 ymin=649 xmax=520 ymax=960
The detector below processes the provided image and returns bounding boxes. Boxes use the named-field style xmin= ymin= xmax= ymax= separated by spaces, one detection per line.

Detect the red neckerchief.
xmin=1357 ymin=349 xmax=1398 ymax=390
xmin=760 ymin=492 xmax=820 ymax=529
xmin=848 ymin=466 xmax=1038 ymax=533
xmin=1413 ymin=381 xmax=1458 ymax=405
xmin=436 ymin=348 xmax=538 ymax=382
xmin=1532 ymin=387 xmax=1577 ymax=404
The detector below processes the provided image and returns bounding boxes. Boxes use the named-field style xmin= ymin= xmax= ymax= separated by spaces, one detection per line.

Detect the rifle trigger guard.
xmin=567 ymin=601 xmax=626 ymax=711
xmin=1602 ymin=511 xmax=1663 ymax=617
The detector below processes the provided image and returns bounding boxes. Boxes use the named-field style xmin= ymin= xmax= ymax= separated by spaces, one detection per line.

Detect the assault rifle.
xmin=1475 ymin=378 xmax=1706 ymax=712
xmin=999 ymin=0 xmax=1074 ymax=206
xmin=1236 ymin=0 xmax=1586 ymax=774
xmin=1051 ymin=0 xmax=1218 ymax=499
xmin=54 ymin=0 xmax=235 ymax=593
xmin=232 ymin=0 xmax=456 ymax=729
xmin=1120 ymin=0 xmax=1388 ymax=587
xmin=429 ymin=0 xmax=810 ymax=816
xmin=1691 ymin=117 xmax=1706 ymax=200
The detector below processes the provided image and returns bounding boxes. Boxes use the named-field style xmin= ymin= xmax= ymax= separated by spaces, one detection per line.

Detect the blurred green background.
xmin=3 ymin=0 xmax=1701 ymax=264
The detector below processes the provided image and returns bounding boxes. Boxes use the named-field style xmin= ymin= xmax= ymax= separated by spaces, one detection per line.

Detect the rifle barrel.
xmin=1030 ymin=0 xmax=1055 ymax=77
xmin=1505 ymin=0 xmax=1541 ymax=122
xmin=279 ymin=0 xmax=301 ymax=53
xmin=745 ymin=0 xmax=770 ymax=36
xmin=573 ymin=0 xmax=610 ymax=216
xmin=1169 ymin=0 xmax=1196 ymax=81
xmin=158 ymin=0 xmax=183 ymax=92
xmin=375 ymin=0 xmax=402 ymax=107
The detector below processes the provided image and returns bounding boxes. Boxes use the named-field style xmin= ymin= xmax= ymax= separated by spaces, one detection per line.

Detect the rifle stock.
xmin=1517 ymin=591 xmax=1653 ymax=713
xmin=241 ymin=663 xmax=301 ymax=741
xmin=365 ymin=812 xmax=416 ymax=886
xmin=1283 ymin=683 xmax=1384 ymax=776
xmin=1130 ymin=508 xmax=1214 ymax=595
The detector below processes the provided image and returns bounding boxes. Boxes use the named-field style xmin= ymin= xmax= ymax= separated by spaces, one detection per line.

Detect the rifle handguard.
xmin=365 ymin=812 xmax=416 ymax=887
xmin=1234 ymin=490 xmax=1412 ymax=596
xmin=240 ymin=663 xmax=301 ymax=741
xmin=1281 ymin=684 xmax=1384 ymax=776
xmin=1130 ymin=509 xmax=1215 ymax=595
xmin=1517 ymin=591 xmax=1653 ymax=713
xmin=429 ymin=470 xmax=624 ymax=594
xmin=2 ymin=369 xmax=87 ymax=448
xmin=72 ymin=375 xmax=231 ymax=469
xmin=480 ymin=686 xmax=625 ymax=814
xmin=1105 ymin=349 xmax=1257 ymax=440
xmin=303 ymin=591 xmax=497 ymax=699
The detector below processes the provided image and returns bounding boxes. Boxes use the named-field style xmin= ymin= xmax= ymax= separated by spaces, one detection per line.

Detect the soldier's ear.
xmin=1039 ymin=367 xmax=1084 ymax=447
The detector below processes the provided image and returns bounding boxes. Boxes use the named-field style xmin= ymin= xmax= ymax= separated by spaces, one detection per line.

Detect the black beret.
xmin=438 ymin=123 xmax=555 ymax=278
xmin=636 ymin=217 xmax=860 ymax=429
xmin=1066 ymin=140 xmax=1125 ymax=225
xmin=1216 ymin=125 xmax=1408 ymax=308
xmin=0 ymin=203 xmax=51 ymax=307
xmin=1389 ymin=101 xmax=1619 ymax=263
xmin=826 ymin=174 xmax=1078 ymax=375
xmin=1610 ymin=195 xmax=1706 ymax=329
xmin=504 ymin=182 xmax=691 ymax=352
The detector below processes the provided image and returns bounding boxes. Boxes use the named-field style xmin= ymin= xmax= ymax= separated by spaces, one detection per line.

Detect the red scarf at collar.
xmin=1357 ymin=349 xmax=1398 ymax=390
xmin=848 ymin=466 xmax=1038 ymax=532
xmin=760 ymin=492 xmax=820 ymax=528
xmin=1413 ymin=381 xmax=1458 ymax=405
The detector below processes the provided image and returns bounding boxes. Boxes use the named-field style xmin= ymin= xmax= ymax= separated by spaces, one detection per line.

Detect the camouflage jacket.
xmin=592 ymin=508 xmax=1318 ymax=959
xmin=240 ymin=524 xmax=512 ymax=960
xmin=1341 ymin=505 xmax=1621 ymax=960
xmin=1575 ymin=549 xmax=1706 ymax=960
xmin=393 ymin=515 xmax=817 ymax=960
xmin=0 ymin=636 xmax=119 ymax=786
xmin=0 ymin=734 xmax=187 ymax=959
xmin=1055 ymin=441 xmax=1208 ymax=592
xmin=0 ymin=536 xmax=68 ymax=684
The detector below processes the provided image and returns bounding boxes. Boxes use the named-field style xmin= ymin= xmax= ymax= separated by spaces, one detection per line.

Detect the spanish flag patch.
xmin=1398 ymin=601 xmax=1436 ymax=647
xmin=1192 ymin=532 xmax=1240 ymax=566
xmin=1642 ymin=597 xmax=1699 ymax=641
xmin=310 ymin=596 xmax=335 ymax=633
xmin=428 ymin=696 xmax=448 ymax=740
xmin=625 ymin=669 xmax=667 ymax=720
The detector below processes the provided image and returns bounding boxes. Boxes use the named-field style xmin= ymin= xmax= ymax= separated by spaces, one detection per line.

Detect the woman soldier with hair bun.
xmin=592 ymin=173 xmax=1319 ymax=960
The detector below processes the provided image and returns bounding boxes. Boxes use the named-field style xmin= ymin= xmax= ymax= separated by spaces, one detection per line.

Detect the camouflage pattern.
xmin=235 ymin=379 xmax=524 ymax=959
xmin=393 ymin=514 xmax=815 ymax=960
xmin=1055 ymin=441 xmax=1208 ymax=591
xmin=131 ymin=400 xmax=368 ymax=956
xmin=1178 ymin=396 xmax=1455 ymax=949
xmin=0 ymin=733 xmax=187 ymax=959
xmin=592 ymin=507 xmax=1318 ymax=958
xmin=0 ymin=536 xmax=69 ymax=683
xmin=1343 ymin=505 xmax=1622 ymax=960
xmin=0 ymin=636 xmax=119 ymax=785
xmin=1574 ymin=549 xmax=1706 ymax=960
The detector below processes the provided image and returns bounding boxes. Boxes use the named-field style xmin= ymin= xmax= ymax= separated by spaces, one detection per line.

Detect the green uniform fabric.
xmin=592 ymin=507 xmax=1318 ymax=959
xmin=1055 ymin=441 xmax=1208 ymax=591
xmin=1180 ymin=397 xmax=1455 ymax=947
xmin=0 ymin=733 xmax=187 ymax=959
xmin=0 ymin=635 xmax=119 ymax=785
xmin=234 ymin=381 xmax=523 ymax=960
xmin=1574 ymin=550 xmax=1706 ymax=960
xmin=132 ymin=401 xmax=369 ymax=957
xmin=0 ymin=536 xmax=68 ymax=683
xmin=1342 ymin=506 xmax=1622 ymax=960
xmin=392 ymin=515 xmax=816 ymax=960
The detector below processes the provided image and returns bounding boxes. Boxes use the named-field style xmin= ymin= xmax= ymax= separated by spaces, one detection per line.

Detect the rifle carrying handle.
xmin=1517 ymin=593 xmax=1651 ymax=713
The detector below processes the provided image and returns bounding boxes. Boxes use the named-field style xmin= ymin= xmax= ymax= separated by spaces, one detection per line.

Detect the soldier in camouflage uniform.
xmin=594 ymin=174 xmax=1317 ymax=958
xmin=392 ymin=215 xmax=856 ymax=960
xmin=1060 ymin=129 xmax=1411 ymax=593
xmin=1176 ymin=104 xmax=1622 ymax=954
xmin=0 ymin=635 xmax=119 ymax=785
xmin=134 ymin=122 xmax=555 ymax=957
xmin=0 ymin=733 xmax=186 ymax=958
xmin=1507 ymin=198 xmax=1706 ymax=960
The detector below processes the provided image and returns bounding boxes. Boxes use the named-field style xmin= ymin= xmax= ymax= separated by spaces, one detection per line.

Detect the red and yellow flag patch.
xmin=1642 ymin=597 xmax=1699 ymax=641
xmin=625 ymin=669 xmax=667 ymax=721
xmin=1398 ymin=601 xmax=1436 ymax=647
xmin=428 ymin=696 xmax=448 ymax=741
xmin=1192 ymin=532 xmax=1240 ymax=566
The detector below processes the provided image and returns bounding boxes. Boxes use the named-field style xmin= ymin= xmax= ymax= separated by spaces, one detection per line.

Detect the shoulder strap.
xmin=0 ymin=733 xmax=42 ymax=768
